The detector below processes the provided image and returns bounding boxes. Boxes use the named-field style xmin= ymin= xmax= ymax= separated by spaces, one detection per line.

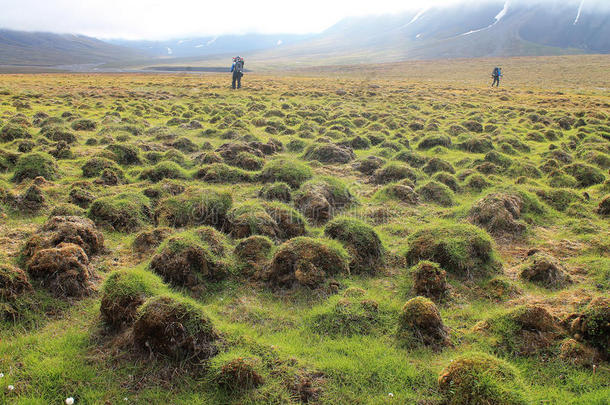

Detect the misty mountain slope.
xmin=0 ymin=29 xmax=144 ymax=66
xmin=190 ymin=0 xmax=609 ymax=68
xmin=109 ymin=33 xmax=313 ymax=58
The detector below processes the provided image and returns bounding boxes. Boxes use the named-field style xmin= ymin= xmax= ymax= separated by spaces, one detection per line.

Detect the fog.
xmin=0 ymin=0 xmax=607 ymax=40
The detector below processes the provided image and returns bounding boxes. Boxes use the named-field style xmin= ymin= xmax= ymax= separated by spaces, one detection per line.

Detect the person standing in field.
xmin=491 ymin=67 xmax=502 ymax=87
xmin=231 ymin=56 xmax=245 ymax=89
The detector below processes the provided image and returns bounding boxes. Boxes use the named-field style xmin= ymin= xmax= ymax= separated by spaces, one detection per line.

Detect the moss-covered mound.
xmin=213 ymin=356 xmax=265 ymax=392
xmin=568 ymin=297 xmax=609 ymax=358
xmin=1 ymin=123 xmax=31 ymax=142
xmin=88 ymin=192 xmax=151 ymax=232
xmin=81 ymin=157 xmax=124 ymax=179
xmin=133 ymin=295 xmax=219 ymax=361
xmin=106 ymin=143 xmax=141 ymax=165
xmin=258 ymin=182 xmax=292 ymax=203
xmin=519 ymin=252 xmax=571 ymax=289
xmin=295 ymin=177 xmax=357 ymax=223
xmin=469 ymin=193 xmax=527 ymax=237
xmin=194 ymin=163 xmax=256 ymax=183
xmin=132 ymin=227 xmax=173 ymax=253
xmin=563 ymin=163 xmax=605 ymax=188
xmin=371 ymin=163 xmax=417 ymax=185
xmin=397 ymin=296 xmax=449 ymax=349
xmin=488 ymin=305 xmax=562 ymax=356
xmin=416 ymin=180 xmax=455 ymax=207
xmin=267 ymin=237 xmax=350 ymax=288
xmin=438 ymin=352 xmax=528 ymax=405
xmin=12 ymin=153 xmax=58 ymax=183
xmin=260 ymin=158 xmax=313 ymax=189
xmin=411 ymin=261 xmax=448 ymax=300
xmin=0 ymin=264 xmax=33 ymax=320
xmin=26 ymin=243 xmax=93 ymax=297
xmin=100 ymin=268 xmax=167 ymax=329
xmin=154 ymin=188 xmax=232 ymax=230
xmin=149 ymin=233 xmax=226 ymax=287
xmin=324 ymin=217 xmax=384 ymax=275
xmin=21 ymin=216 xmax=105 ymax=262
xmin=405 ymin=223 xmax=500 ymax=279
xmin=303 ymin=143 xmax=355 ymax=164
xmin=234 ymin=235 xmax=274 ymax=273
xmin=374 ymin=183 xmax=419 ymax=204
xmin=140 ymin=161 xmax=188 ymax=182
xmin=227 ymin=203 xmax=279 ymax=239
xmin=262 ymin=202 xmax=307 ymax=241
xmin=559 ymin=338 xmax=599 ymax=367
xmin=597 ymin=195 xmax=610 ymax=216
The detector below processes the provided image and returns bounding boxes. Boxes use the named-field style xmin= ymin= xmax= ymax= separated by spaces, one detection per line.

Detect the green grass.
xmin=0 ymin=64 xmax=608 ymax=404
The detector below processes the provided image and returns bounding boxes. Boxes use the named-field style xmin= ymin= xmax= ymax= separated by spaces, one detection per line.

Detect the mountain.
xmin=0 ymin=29 xmax=144 ymax=66
xmin=108 ymin=33 xmax=313 ymax=59
xmin=151 ymin=0 xmax=609 ymax=69
xmin=1 ymin=0 xmax=608 ymax=69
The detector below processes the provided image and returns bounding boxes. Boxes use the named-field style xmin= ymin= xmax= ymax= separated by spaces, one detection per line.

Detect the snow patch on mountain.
xmin=574 ymin=0 xmax=585 ymax=25
xmin=409 ymin=7 xmax=429 ymax=25
xmin=459 ymin=0 xmax=510 ymax=37
xmin=495 ymin=1 xmax=509 ymax=21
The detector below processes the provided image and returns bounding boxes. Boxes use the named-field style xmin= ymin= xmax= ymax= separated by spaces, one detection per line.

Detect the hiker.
xmin=491 ymin=67 xmax=502 ymax=87
xmin=231 ymin=56 xmax=245 ymax=89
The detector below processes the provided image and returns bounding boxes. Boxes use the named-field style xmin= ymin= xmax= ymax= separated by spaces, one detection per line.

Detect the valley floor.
xmin=0 ymin=62 xmax=608 ymax=404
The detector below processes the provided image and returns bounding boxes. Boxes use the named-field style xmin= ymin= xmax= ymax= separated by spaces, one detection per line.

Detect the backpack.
xmin=235 ymin=59 xmax=244 ymax=73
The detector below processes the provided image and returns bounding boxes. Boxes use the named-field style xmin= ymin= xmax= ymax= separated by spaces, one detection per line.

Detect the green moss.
xmin=260 ymin=158 xmax=313 ymax=188
xmin=268 ymin=237 xmax=350 ymax=287
xmin=405 ymin=222 xmax=500 ymax=279
xmin=87 ymin=192 xmax=151 ymax=232
xmin=194 ymin=163 xmax=256 ymax=183
xmin=140 ymin=161 xmax=188 ymax=182
xmin=259 ymin=182 xmax=292 ymax=202
xmin=563 ymin=163 xmax=606 ymax=188
xmin=100 ymin=267 xmax=167 ymax=328
xmin=372 ymin=162 xmax=418 ymax=184
xmin=71 ymin=118 xmax=96 ymax=131
xmin=324 ymin=216 xmax=384 ymax=275
xmin=12 ymin=152 xmax=58 ymax=182
xmin=416 ymin=180 xmax=455 ymax=207
xmin=438 ymin=352 xmax=528 ymax=405
xmin=106 ymin=143 xmax=141 ymax=165
xmin=417 ymin=134 xmax=451 ymax=150
xmin=134 ymin=294 xmax=218 ymax=361
xmin=210 ymin=353 xmax=265 ymax=392
xmin=149 ymin=231 xmax=227 ymax=287
xmin=155 ymin=188 xmax=232 ymax=229
xmin=81 ymin=156 xmax=124 ymax=178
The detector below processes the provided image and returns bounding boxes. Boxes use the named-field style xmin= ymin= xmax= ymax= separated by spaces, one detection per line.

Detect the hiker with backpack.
xmin=231 ymin=56 xmax=245 ymax=89
xmin=491 ymin=67 xmax=502 ymax=87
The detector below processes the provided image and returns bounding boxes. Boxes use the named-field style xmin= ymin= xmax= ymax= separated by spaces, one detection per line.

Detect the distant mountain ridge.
xmin=238 ymin=0 xmax=610 ymax=66
xmin=108 ymin=33 xmax=313 ymax=58
xmin=0 ymin=29 xmax=143 ymax=66
xmin=0 ymin=0 xmax=608 ymax=69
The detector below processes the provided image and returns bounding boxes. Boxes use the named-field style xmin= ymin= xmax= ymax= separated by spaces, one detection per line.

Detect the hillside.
xmin=0 ymin=29 xmax=144 ymax=66
xmin=145 ymin=0 xmax=610 ymax=69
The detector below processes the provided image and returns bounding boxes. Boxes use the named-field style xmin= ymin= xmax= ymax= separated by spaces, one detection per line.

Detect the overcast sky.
xmin=0 ymin=0 xmax=598 ymax=40
xmin=0 ymin=0 xmax=465 ymax=39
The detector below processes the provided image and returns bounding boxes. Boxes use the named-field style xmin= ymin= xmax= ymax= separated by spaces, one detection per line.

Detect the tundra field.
xmin=0 ymin=55 xmax=608 ymax=404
